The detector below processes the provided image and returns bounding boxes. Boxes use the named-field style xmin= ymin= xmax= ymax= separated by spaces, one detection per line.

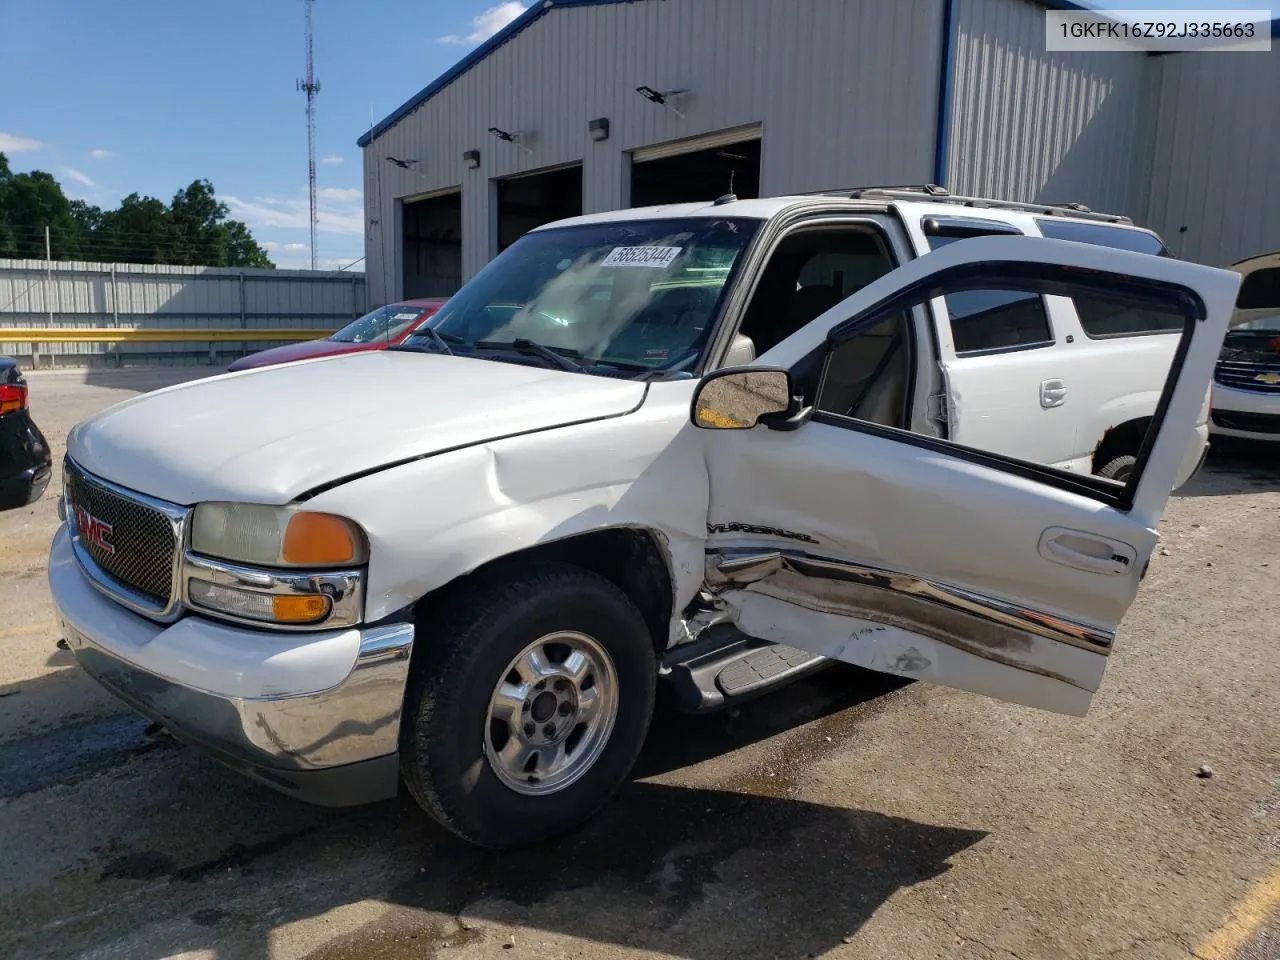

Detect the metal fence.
xmin=0 ymin=258 xmax=368 ymax=367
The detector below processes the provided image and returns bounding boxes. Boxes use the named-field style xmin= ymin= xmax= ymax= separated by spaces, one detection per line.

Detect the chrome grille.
xmin=64 ymin=459 xmax=179 ymax=606
xmin=1214 ymin=360 xmax=1280 ymax=392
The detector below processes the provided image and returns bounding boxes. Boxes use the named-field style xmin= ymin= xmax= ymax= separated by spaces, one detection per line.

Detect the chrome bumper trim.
xmin=62 ymin=618 xmax=415 ymax=779
xmin=182 ymin=552 xmax=366 ymax=631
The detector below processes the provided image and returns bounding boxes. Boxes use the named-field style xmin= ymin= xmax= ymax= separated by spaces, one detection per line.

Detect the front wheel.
xmin=400 ymin=561 xmax=657 ymax=849
xmin=1096 ymin=453 xmax=1137 ymax=482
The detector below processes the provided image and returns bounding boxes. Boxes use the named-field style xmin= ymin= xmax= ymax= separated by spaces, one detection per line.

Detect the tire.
xmin=1096 ymin=454 xmax=1137 ymax=482
xmin=400 ymin=560 xmax=657 ymax=849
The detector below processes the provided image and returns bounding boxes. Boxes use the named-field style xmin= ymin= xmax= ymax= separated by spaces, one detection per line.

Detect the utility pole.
xmin=297 ymin=0 xmax=320 ymax=269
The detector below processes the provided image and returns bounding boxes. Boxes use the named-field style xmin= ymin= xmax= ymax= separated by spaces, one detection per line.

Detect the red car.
xmin=226 ymin=298 xmax=449 ymax=372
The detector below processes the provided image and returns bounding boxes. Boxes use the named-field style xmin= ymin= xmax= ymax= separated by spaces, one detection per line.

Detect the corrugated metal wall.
xmin=946 ymin=0 xmax=1149 ymax=216
xmin=0 ymin=259 xmax=367 ymax=366
xmin=363 ymin=0 xmax=945 ymax=305
xmin=1139 ymin=49 xmax=1280 ymax=267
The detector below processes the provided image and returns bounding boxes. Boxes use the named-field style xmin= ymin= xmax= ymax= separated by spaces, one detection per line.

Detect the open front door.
xmin=694 ymin=235 xmax=1239 ymax=716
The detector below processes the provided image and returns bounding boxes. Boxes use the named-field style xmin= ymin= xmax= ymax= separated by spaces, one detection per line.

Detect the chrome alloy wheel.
xmin=483 ymin=631 xmax=620 ymax=796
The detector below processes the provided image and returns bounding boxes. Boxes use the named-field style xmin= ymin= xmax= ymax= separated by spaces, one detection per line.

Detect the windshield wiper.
xmin=417 ymin=326 xmax=457 ymax=355
xmin=474 ymin=338 xmax=585 ymax=373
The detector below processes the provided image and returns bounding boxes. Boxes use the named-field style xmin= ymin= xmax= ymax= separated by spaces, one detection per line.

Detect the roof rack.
xmin=803 ymin=184 xmax=1133 ymax=225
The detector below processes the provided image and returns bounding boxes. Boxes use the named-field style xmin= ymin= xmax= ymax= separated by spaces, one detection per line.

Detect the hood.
xmin=225 ymin=338 xmax=373 ymax=371
xmin=68 ymin=351 xmax=647 ymax=505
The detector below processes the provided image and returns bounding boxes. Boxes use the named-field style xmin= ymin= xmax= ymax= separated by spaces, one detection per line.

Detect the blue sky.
xmin=0 ymin=0 xmax=1265 ymax=269
xmin=0 ymin=0 xmax=530 ymax=269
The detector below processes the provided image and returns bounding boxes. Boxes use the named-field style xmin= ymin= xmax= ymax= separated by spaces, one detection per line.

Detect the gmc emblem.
xmin=75 ymin=505 xmax=115 ymax=556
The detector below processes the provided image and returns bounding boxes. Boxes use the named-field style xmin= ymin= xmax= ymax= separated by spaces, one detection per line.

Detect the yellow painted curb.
xmin=1196 ymin=865 xmax=1280 ymax=959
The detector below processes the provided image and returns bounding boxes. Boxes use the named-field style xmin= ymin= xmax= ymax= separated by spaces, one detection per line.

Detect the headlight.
xmin=190 ymin=502 xmax=368 ymax=568
xmin=185 ymin=502 xmax=367 ymax=630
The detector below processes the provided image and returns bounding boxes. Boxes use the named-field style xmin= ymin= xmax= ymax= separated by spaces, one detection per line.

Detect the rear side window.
xmin=1034 ymin=218 xmax=1178 ymax=337
xmin=925 ymin=222 xmax=1054 ymax=355
xmin=1238 ymin=267 xmax=1280 ymax=309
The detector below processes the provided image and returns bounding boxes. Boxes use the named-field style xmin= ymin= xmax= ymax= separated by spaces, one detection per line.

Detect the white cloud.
xmin=438 ymin=1 xmax=527 ymax=44
xmin=282 ymin=242 xmax=308 ymax=252
xmin=260 ymin=240 xmax=280 ymax=251
xmin=63 ymin=167 xmax=96 ymax=188
xmin=318 ymin=187 xmax=362 ymax=202
xmin=0 ymin=132 xmax=43 ymax=152
xmin=320 ymin=154 xmax=344 ymax=165
xmin=224 ymin=193 xmax=364 ymax=235
xmin=90 ymin=148 xmax=114 ymax=160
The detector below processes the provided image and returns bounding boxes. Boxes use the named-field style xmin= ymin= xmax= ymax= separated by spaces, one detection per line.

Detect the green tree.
xmin=0 ymin=157 xmax=81 ymax=259
xmin=168 ymin=179 xmax=272 ymax=268
xmin=0 ymin=152 xmax=275 ymax=268
xmin=98 ymin=193 xmax=179 ymax=264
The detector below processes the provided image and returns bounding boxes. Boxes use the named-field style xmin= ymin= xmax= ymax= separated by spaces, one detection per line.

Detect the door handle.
xmin=1041 ymin=539 xmax=1128 ymax=575
xmin=1040 ymin=379 xmax=1067 ymax=408
xmin=1038 ymin=527 xmax=1137 ymax=576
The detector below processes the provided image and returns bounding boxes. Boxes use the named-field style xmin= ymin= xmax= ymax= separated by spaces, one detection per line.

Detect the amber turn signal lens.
xmin=272 ymin=594 xmax=332 ymax=623
xmin=282 ymin=512 xmax=359 ymax=565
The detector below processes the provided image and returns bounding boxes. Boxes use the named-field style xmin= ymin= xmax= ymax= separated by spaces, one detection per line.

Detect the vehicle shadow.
xmin=1177 ymin=440 xmax=1280 ymax=497
xmin=316 ymin=780 xmax=986 ymax=960
xmin=0 ymin=666 xmax=960 ymax=960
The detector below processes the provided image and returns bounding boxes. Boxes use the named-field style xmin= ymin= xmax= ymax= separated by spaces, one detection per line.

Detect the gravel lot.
xmin=1 ymin=366 xmax=1278 ymax=960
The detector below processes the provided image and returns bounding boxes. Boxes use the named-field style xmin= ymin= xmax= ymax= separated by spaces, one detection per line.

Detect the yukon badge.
xmin=707 ymin=521 xmax=818 ymax=544
xmin=74 ymin=505 xmax=116 ymax=556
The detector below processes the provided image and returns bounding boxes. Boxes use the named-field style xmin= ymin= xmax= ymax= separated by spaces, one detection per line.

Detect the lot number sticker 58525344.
xmin=600 ymin=246 xmax=683 ymax=268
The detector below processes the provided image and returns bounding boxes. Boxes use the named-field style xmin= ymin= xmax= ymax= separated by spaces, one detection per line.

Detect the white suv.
xmin=49 ymin=187 xmax=1238 ymax=849
xmin=1210 ymin=250 xmax=1280 ymax=443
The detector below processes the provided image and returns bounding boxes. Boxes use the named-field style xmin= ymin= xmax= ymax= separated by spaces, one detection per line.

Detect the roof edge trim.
xmin=358 ymin=0 xmax=643 ymax=148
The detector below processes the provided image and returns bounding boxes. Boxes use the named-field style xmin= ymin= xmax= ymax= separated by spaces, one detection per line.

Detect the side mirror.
xmin=690 ymin=366 xmax=813 ymax=431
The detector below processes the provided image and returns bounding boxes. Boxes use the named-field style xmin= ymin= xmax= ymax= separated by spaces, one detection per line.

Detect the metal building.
xmin=359 ymin=0 xmax=1280 ymax=307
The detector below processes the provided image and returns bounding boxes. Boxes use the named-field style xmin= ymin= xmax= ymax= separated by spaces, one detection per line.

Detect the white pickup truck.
xmin=49 ymin=187 xmax=1238 ymax=849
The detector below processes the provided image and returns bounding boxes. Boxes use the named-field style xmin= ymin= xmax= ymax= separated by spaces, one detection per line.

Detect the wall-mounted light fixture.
xmin=635 ymin=86 xmax=687 ymax=119
xmin=588 ymin=117 xmax=611 ymax=142
xmin=488 ymin=126 xmax=533 ymax=155
xmin=386 ymin=156 xmax=417 ymax=168
xmin=464 ymin=149 xmax=481 ymax=169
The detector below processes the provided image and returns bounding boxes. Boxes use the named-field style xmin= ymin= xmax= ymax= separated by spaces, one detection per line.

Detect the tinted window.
xmin=1034 ymin=218 xmax=1169 ymax=257
xmin=926 ymin=230 xmax=1053 ymax=354
xmin=1238 ymin=266 xmax=1280 ymax=310
xmin=1072 ymin=298 xmax=1182 ymax=338
xmin=1033 ymin=219 xmax=1178 ymax=337
xmin=944 ymin=288 xmax=1054 ymax=353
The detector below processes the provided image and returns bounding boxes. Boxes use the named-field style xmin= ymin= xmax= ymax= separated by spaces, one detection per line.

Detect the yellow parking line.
xmin=697 ymin=408 xmax=750 ymax=429
xmin=0 ymin=622 xmax=56 ymax=640
xmin=1196 ymin=864 xmax=1280 ymax=959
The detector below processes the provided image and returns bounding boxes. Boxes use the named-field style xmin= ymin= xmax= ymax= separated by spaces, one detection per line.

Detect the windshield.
xmin=1231 ymin=314 xmax=1280 ymax=334
xmin=400 ymin=217 xmax=761 ymax=375
xmin=332 ymin=304 xmax=431 ymax=343
xmin=1230 ymin=266 xmax=1280 ymax=333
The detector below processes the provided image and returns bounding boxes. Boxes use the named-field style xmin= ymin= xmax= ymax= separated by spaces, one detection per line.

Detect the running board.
xmin=660 ymin=624 xmax=829 ymax=713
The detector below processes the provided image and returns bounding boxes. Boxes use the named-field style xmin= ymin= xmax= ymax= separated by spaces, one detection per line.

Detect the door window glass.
xmin=926 ymin=226 xmax=1054 ymax=355
xmin=737 ymin=225 xmax=896 ymax=358
xmin=805 ymin=263 xmax=1196 ymax=507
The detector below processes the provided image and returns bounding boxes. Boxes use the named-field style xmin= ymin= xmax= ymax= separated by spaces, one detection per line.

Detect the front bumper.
xmin=0 ymin=461 xmax=51 ymax=510
xmin=49 ymin=525 xmax=414 ymax=806
xmin=1209 ymin=383 xmax=1280 ymax=442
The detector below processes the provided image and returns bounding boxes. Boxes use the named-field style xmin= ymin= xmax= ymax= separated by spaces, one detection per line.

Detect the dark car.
xmin=0 ymin=357 xmax=52 ymax=511
xmin=226 ymin=298 xmax=449 ymax=372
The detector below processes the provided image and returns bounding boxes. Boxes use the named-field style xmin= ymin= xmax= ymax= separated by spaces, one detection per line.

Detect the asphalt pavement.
xmin=0 ymin=366 xmax=1277 ymax=960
